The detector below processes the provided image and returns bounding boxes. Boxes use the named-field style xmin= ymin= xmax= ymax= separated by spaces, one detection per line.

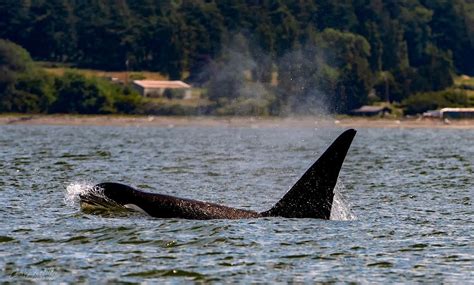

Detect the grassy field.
xmin=40 ymin=63 xmax=168 ymax=82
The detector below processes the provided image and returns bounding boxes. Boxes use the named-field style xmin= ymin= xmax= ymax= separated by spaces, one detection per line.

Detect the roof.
xmin=440 ymin=107 xmax=474 ymax=112
xmin=350 ymin=106 xmax=390 ymax=113
xmin=133 ymin=80 xmax=191 ymax=89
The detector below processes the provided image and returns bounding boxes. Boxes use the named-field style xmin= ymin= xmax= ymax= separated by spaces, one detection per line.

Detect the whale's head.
xmin=79 ymin=182 xmax=137 ymax=213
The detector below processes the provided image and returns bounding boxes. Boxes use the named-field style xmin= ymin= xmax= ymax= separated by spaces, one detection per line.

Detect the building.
xmin=132 ymin=80 xmax=192 ymax=99
xmin=349 ymin=105 xmax=391 ymax=116
xmin=422 ymin=110 xmax=442 ymax=118
xmin=440 ymin=108 xmax=474 ymax=119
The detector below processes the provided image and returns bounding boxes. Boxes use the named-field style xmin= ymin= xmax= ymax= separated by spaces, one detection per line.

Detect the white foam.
xmin=64 ymin=182 xmax=101 ymax=207
xmin=330 ymin=181 xmax=357 ymax=221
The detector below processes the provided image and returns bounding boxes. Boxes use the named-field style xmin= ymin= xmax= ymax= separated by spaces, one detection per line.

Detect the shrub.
xmin=0 ymin=39 xmax=55 ymax=113
xmin=402 ymin=90 xmax=470 ymax=115
xmin=113 ymin=86 xmax=143 ymax=114
xmin=51 ymin=72 xmax=111 ymax=114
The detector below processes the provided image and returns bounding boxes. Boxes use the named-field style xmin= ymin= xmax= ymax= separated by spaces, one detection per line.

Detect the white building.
xmin=132 ymin=80 xmax=192 ymax=99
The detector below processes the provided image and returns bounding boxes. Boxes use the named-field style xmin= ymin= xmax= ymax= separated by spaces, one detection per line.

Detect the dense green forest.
xmin=1 ymin=0 xmax=473 ymax=115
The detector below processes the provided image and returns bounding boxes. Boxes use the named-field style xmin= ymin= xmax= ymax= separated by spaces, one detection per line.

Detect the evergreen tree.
xmin=1 ymin=0 xmax=472 ymax=114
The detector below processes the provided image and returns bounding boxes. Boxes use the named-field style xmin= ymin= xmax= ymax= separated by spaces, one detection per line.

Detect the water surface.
xmin=0 ymin=125 xmax=472 ymax=283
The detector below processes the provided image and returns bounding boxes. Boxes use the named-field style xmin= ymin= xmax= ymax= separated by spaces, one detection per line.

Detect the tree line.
xmin=1 ymin=0 xmax=473 ymax=114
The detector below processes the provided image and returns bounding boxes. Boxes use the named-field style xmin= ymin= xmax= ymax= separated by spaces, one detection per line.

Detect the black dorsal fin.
xmin=261 ymin=129 xmax=356 ymax=219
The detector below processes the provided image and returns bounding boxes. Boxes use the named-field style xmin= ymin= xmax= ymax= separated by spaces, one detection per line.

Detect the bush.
xmin=113 ymin=86 xmax=143 ymax=114
xmin=0 ymin=39 xmax=145 ymax=114
xmin=0 ymin=39 xmax=55 ymax=113
xmin=12 ymin=74 xmax=55 ymax=112
xmin=402 ymin=90 xmax=470 ymax=115
xmin=51 ymin=72 xmax=110 ymax=114
xmin=51 ymin=72 xmax=143 ymax=114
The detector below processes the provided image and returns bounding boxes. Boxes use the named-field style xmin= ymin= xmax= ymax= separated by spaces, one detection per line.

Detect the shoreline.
xmin=0 ymin=114 xmax=473 ymax=129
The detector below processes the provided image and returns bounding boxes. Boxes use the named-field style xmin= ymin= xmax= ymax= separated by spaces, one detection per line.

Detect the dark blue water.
xmin=0 ymin=125 xmax=472 ymax=283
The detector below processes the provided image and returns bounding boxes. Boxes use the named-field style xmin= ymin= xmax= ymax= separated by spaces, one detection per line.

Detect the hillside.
xmin=1 ymin=0 xmax=474 ymax=115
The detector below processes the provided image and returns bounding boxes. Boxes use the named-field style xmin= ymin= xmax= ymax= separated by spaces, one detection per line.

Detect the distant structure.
xmin=106 ymin=77 xmax=123 ymax=84
xmin=422 ymin=110 xmax=442 ymax=118
xmin=439 ymin=108 xmax=474 ymax=119
xmin=423 ymin=108 xmax=474 ymax=119
xmin=132 ymin=80 xmax=192 ymax=99
xmin=349 ymin=105 xmax=391 ymax=116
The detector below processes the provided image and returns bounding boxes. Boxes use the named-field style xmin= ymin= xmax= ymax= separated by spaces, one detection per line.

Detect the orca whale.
xmin=79 ymin=129 xmax=356 ymax=219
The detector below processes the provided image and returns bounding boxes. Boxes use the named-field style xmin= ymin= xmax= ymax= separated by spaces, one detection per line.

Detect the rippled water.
xmin=0 ymin=125 xmax=472 ymax=283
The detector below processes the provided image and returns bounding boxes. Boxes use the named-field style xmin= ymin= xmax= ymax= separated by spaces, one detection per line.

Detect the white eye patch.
xmin=124 ymin=204 xmax=148 ymax=215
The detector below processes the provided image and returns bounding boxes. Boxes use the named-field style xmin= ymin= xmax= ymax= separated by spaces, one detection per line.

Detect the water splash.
xmin=330 ymin=182 xmax=356 ymax=221
xmin=64 ymin=181 xmax=99 ymax=207
xmin=65 ymin=182 xmax=134 ymax=216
